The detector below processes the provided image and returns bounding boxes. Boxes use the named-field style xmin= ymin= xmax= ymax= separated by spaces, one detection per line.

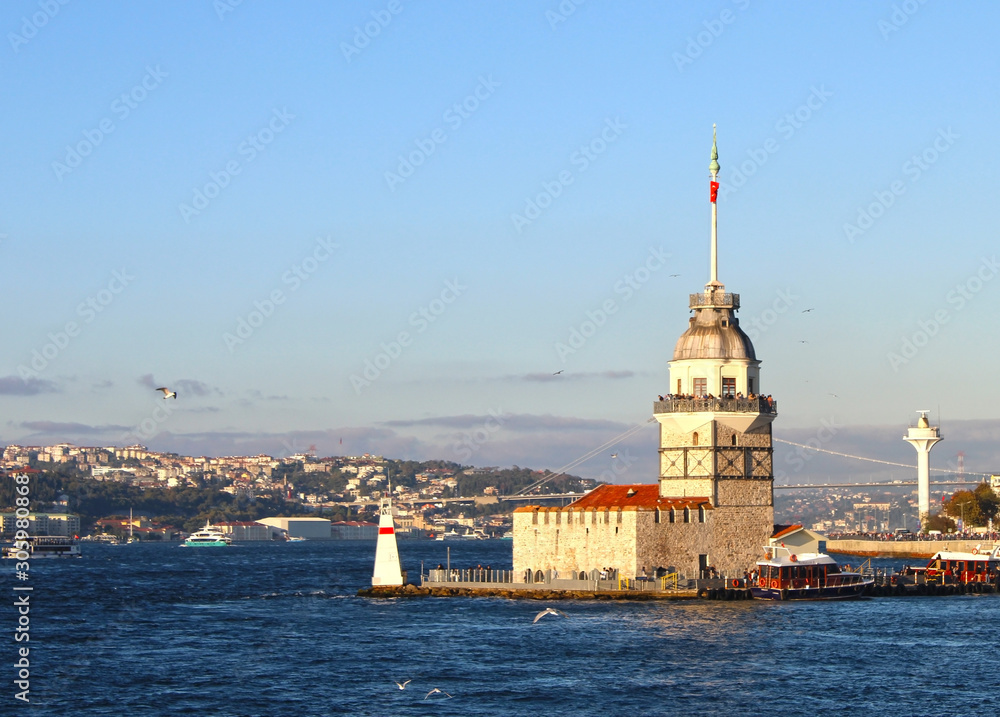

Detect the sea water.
xmin=5 ymin=540 xmax=999 ymax=716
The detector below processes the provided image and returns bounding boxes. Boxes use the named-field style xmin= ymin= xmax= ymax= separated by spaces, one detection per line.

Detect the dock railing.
xmin=423 ymin=567 xmax=697 ymax=593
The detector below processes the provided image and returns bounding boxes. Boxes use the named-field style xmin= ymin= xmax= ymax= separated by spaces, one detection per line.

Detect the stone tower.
xmin=653 ymin=126 xmax=776 ymax=574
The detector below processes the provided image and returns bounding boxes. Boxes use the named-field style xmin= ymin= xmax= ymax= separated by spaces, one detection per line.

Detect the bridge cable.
xmin=512 ymin=417 xmax=657 ymax=496
xmin=773 ymin=438 xmax=991 ymax=478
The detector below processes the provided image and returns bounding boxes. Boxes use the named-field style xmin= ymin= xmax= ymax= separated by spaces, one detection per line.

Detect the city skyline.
xmin=3 ymin=2 xmax=999 ymax=483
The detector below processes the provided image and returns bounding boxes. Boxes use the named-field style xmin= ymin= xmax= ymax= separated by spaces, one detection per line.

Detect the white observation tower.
xmin=903 ymin=410 xmax=942 ymax=528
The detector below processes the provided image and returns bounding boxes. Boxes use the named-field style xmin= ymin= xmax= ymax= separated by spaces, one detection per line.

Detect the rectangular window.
xmin=677 ymin=379 xmax=682 ymax=394
xmin=693 ymin=378 xmax=707 ymax=396
xmin=669 ymin=508 xmax=675 ymax=523
xmin=699 ymin=506 xmax=706 ymax=523
xmin=722 ymin=377 xmax=735 ymax=398
xmin=748 ymin=378 xmax=754 ymax=394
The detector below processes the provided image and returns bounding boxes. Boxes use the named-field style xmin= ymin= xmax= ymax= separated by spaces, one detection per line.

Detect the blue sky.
xmin=2 ymin=1 xmax=998 ymax=483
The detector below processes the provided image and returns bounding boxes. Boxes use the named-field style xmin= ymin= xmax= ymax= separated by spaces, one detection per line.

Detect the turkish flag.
xmin=710 ymin=181 xmax=719 ymax=203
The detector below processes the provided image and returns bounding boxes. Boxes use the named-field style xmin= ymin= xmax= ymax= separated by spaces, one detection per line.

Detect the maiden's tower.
xmin=513 ymin=127 xmax=776 ymax=580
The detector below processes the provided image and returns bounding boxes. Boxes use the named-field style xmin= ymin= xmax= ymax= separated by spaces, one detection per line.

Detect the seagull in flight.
xmin=610 ymin=453 xmax=618 ymax=458
xmin=393 ymin=680 xmax=411 ymax=690
xmin=533 ymin=607 xmax=568 ymax=624
xmin=424 ymin=688 xmax=452 ymax=700
xmin=797 ymin=340 xmax=808 ymax=344
xmin=156 ymin=387 xmax=177 ymax=399
xmin=801 ymin=308 xmax=815 ymax=313
xmin=828 ymin=393 xmax=839 ymax=398
xmin=552 ymin=370 xmax=564 ymax=375
xmin=669 ymin=273 xmax=681 ymax=277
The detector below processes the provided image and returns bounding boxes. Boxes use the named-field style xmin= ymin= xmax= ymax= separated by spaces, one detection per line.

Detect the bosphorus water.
xmin=9 ymin=540 xmax=1000 ymax=716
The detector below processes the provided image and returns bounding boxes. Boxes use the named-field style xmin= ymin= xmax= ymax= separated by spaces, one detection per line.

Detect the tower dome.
xmin=672 ymin=291 xmax=756 ymax=361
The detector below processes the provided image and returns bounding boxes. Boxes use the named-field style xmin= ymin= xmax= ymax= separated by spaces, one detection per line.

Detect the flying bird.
xmin=828 ymin=393 xmax=839 ymax=398
xmin=424 ymin=688 xmax=452 ymax=700
xmin=393 ymin=680 xmax=411 ymax=690
xmin=801 ymin=308 xmax=815 ymax=313
xmin=669 ymin=273 xmax=681 ymax=278
xmin=797 ymin=340 xmax=808 ymax=344
xmin=552 ymin=370 xmax=564 ymax=375
xmin=156 ymin=387 xmax=177 ymax=399
xmin=610 ymin=453 xmax=618 ymax=458
xmin=533 ymin=607 xmax=568 ymax=624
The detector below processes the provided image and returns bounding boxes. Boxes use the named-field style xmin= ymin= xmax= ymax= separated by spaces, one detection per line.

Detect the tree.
xmin=924 ymin=512 xmax=956 ymax=533
xmin=943 ymin=483 xmax=999 ymax=528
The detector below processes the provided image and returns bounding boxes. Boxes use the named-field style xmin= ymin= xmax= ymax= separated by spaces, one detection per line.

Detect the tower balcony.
xmin=689 ymin=291 xmax=739 ymax=310
xmin=654 ymin=396 xmax=777 ymax=416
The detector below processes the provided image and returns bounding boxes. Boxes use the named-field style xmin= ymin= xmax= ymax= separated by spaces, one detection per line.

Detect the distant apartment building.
xmin=1 ymin=512 xmax=81 ymax=537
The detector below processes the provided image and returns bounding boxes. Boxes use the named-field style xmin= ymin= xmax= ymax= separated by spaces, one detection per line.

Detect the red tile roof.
xmin=514 ymin=484 xmax=712 ymax=511
xmin=771 ymin=524 xmax=803 ymax=539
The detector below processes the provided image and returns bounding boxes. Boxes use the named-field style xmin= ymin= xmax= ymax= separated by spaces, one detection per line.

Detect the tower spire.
xmin=708 ymin=124 xmax=722 ymax=289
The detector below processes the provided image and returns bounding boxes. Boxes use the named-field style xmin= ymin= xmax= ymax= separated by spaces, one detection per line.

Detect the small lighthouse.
xmin=371 ymin=494 xmax=406 ymax=586
xmin=903 ymin=410 xmax=943 ymax=527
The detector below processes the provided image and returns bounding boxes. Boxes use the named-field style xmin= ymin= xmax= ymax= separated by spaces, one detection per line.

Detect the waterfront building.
xmin=215 ymin=521 xmax=274 ymax=541
xmin=513 ymin=128 xmax=776 ymax=580
xmin=258 ymin=516 xmax=332 ymax=539
xmin=1 ymin=512 xmax=81 ymax=537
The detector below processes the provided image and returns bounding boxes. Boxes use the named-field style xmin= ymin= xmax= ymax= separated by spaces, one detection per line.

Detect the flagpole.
xmin=709 ymin=124 xmax=721 ymax=288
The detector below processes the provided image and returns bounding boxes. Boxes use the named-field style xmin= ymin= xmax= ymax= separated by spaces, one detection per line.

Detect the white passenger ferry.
xmin=2 ymin=536 xmax=82 ymax=559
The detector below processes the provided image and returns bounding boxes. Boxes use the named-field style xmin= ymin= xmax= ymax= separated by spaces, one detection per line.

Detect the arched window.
xmin=692 ymin=432 xmax=699 ymax=446
xmin=731 ymin=434 xmax=737 ymax=446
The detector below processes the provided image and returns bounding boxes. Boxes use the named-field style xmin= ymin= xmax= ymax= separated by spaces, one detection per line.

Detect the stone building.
xmin=513 ymin=128 xmax=776 ymax=580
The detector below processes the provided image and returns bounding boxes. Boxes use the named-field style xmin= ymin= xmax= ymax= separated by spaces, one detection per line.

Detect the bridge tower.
xmin=903 ymin=410 xmax=942 ymax=528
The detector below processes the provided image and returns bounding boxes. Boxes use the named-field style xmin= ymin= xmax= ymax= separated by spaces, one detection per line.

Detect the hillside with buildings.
xmin=0 ymin=443 xmax=596 ymax=539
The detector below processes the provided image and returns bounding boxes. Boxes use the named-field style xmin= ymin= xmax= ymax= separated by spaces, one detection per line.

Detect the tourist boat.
xmin=286 ymin=536 xmax=307 ymax=542
xmin=2 ymin=536 xmax=82 ymax=559
xmin=435 ymin=529 xmax=486 ymax=541
xmin=84 ymin=533 xmax=120 ymax=545
xmin=900 ymin=544 xmax=1000 ymax=586
xmin=181 ymin=522 xmax=232 ymax=547
xmin=750 ymin=545 xmax=873 ymax=600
